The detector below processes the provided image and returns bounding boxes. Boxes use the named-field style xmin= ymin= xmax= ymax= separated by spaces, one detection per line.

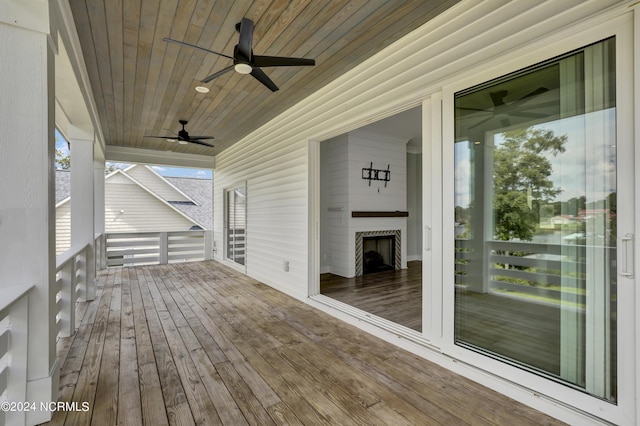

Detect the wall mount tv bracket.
xmin=362 ymin=162 xmax=390 ymax=187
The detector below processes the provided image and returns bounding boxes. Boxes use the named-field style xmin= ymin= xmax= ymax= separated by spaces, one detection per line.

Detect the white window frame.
xmin=224 ymin=183 xmax=247 ymax=271
xmin=439 ymin=13 xmax=635 ymax=425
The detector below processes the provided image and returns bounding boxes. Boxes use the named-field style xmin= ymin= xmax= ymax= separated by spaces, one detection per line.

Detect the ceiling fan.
xmin=458 ymin=87 xmax=551 ymax=129
xmin=164 ymin=17 xmax=316 ymax=92
xmin=144 ymin=120 xmax=214 ymax=147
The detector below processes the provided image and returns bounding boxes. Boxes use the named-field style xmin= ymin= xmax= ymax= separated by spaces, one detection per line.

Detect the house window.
xmin=453 ymin=38 xmax=617 ymax=401
xmin=225 ymin=186 xmax=246 ymax=266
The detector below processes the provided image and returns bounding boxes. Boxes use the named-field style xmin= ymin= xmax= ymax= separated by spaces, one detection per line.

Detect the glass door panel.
xmin=226 ymin=186 xmax=246 ymax=265
xmin=454 ymin=38 xmax=617 ymax=401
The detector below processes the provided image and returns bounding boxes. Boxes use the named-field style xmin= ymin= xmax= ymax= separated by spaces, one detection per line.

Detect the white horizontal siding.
xmin=105 ymin=181 xmax=195 ymax=232
xmin=55 ymin=202 xmax=71 ymax=255
xmin=213 ymin=0 xmax=627 ymax=301
xmin=126 ymin=165 xmax=191 ymax=202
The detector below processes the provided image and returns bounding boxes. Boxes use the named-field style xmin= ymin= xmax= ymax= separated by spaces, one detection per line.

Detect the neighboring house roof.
xmin=55 ymin=166 xmax=212 ymax=229
xmin=56 ymin=169 xmax=71 ymax=204
xmin=165 ymin=176 xmax=212 ymax=229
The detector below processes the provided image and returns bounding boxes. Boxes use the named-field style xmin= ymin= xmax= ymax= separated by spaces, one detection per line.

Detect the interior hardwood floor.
xmin=320 ymin=261 xmax=423 ymax=332
xmin=45 ymin=260 xmax=565 ymax=425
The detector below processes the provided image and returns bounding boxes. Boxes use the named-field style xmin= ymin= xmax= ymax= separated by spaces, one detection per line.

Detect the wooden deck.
xmin=46 ymin=260 xmax=564 ymax=425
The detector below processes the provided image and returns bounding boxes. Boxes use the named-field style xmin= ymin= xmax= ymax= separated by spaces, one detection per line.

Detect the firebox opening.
xmin=363 ymin=235 xmax=396 ymax=274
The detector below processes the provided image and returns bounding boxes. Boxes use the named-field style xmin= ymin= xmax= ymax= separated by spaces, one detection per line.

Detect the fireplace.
xmin=355 ymin=229 xmax=401 ymax=276
xmin=363 ymin=235 xmax=395 ymax=274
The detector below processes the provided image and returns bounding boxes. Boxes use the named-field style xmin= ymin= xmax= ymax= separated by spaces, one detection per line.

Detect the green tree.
xmin=55 ymin=135 xmax=71 ymax=170
xmin=493 ymin=127 xmax=566 ymax=241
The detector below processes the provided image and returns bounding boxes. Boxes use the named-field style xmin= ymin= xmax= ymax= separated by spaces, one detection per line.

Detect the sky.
xmin=55 ymin=129 xmax=212 ymax=179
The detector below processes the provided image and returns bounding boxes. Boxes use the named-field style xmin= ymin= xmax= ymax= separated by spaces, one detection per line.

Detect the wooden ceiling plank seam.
xmin=195 ymin=1 xmax=321 ymax=135
xmin=281 ymin=0 xmax=367 ymax=58
xmin=69 ymin=0 xmax=111 ymax=143
xmin=254 ymin=0 xmax=347 ymax=57
xmin=193 ymin=0 xmax=251 ymax=86
xmin=154 ymin=2 xmax=214 ymax=135
xmin=70 ymin=0 xmax=459 ymax=156
xmin=188 ymin=0 xmax=279 ymax=128
xmin=105 ymin=0 xmax=125 ymax=144
xmin=185 ymin=0 xmax=235 ymax=97
xmin=85 ymin=0 xmax=119 ymax=148
xmin=146 ymin=0 xmax=198 ymax=137
xmin=154 ymin=26 xmax=209 ymax=143
xmin=189 ymin=0 xmax=316 ymax=137
xmin=122 ymin=0 xmax=141 ymax=146
xmin=216 ymin=2 xmax=376 ymax=145
xmin=208 ymin=1 xmax=388 ymax=149
xmin=210 ymin=2 xmax=346 ymax=138
xmin=127 ymin=0 xmax=158 ymax=149
xmin=134 ymin=0 xmax=179 ymax=149
xmin=281 ymin=1 xmax=427 ymax=101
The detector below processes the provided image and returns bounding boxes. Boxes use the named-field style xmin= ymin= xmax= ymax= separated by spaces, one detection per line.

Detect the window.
xmin=225 ymin=186 xmax=246 ymax=266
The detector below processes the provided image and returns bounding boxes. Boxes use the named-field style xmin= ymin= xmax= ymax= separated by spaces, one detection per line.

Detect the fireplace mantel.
xmin=351 ymin=211 xmax=408 ymax=218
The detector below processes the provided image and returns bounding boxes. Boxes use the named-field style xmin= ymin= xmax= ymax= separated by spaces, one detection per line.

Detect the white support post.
xmin=94 ymin=160 xmax=106 ymax=270
xmin=70 ymin=127 xmax=96 ymax=301
xmin=0 ymin=2 xmax=60 ymax=423
xmin=160 ymin=233 xmax=169 ymax=264
xmin=205 ymin=230 xmax=213 ymax=260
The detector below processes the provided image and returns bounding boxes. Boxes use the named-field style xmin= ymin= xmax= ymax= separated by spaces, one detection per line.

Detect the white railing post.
xmin=100 ymin=234 xmax=107 ymax=269
xmin=204 ymin=230 xmax=213 ymax=260
xmin=58 ymin=257 xmax=76 ymax=339
xmin=84 ymin=244 xmax=96 ymax=301
xmin=159 ymin=232 xmax=169 ymax=264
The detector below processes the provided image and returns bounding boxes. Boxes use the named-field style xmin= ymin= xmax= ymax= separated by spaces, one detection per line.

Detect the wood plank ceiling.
xmin=69 ymin=0 xmax=459 ymax=157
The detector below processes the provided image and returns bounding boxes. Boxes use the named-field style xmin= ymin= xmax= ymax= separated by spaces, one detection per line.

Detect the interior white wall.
xmin=319 ymin=130 xmax=408 ymax=277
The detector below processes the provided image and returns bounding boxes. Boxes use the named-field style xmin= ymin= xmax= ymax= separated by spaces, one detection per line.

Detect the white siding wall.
xmin=105 ymin=177 xmax=195 ymax=232
xmin=56 ymin=202 xmax=71 ymax=255
xmin=126 ymin=165 xmax=191 ymax=202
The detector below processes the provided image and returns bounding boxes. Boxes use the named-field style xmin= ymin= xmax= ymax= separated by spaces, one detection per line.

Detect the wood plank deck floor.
xmin=45 ymin=260 xmax=564 ymax=425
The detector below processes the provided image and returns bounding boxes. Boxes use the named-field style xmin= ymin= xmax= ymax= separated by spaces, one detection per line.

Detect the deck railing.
xmin=105 ymin=230 xmax=212 ymax=267
xmin=455 ymin=239 xmax=617 ymax=312
xmin=0 ymin=285 xmax=34 ymax=426
xmin=55 ymin=242 xmax=92 ymax=339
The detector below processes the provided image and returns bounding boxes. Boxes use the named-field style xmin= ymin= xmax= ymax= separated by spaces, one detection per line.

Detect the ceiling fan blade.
xmin=455 ymin=106 xmax=492 ymax=113
xmin=250 ymin=67 xmax=278 ymax=92
xmin=144 ymin=135 xmax=173 ymax=139
xmin=522 ymin=87 xmax=548 ymax=99
xmin=252 ymin=55 xmax=315 ymax=68
xmin=186 ymin=139 xmax=214 ymax=148
xmin=186 ymin=136 xmax=215 ymax=140
xmin=509 ymin=111 xmax=548 ymax=118
xmin=201 ymin=65 xmax=234 ymax=83
xmin=468 ymin=116 xmax=496 ymax=129
xmin=163 ymin=37 xmax=234 ymax=60
xmin=489 ymin=90 xmax=508 ymax=107
xmin=237 ymin=17 xmax=254 ymax=61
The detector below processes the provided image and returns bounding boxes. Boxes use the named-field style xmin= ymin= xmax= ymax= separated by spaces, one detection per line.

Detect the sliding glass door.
xmin=453 ymin=38 xmax=619 ymax=401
